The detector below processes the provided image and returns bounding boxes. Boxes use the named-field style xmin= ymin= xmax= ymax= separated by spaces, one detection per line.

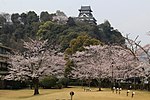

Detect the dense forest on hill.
xmin=0 ymin=11 xmax=125 ymax=52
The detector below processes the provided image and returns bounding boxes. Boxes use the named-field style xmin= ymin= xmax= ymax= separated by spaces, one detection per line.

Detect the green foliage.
xmin=65 ymin=35 xmax=101 ymax=55
xmin=57 ymin=77 xmax=69 ymax=88
xmin=26 ymin=11 xmax=39 ymax=24
xmin=5 ymin=80 xmax=27 ymax=89
xmin=98 ymin=20 xmax=125 ymax=44
xmin=64 ymin=60 xmax=75 ymax=78
xmin=59 ymin=32 xmax=78 ymax=51
xmin=40 ymin=11 xmax=54 ymax=22
xmin=40 ymin=76 xmax=58 ymax=89
xmin=20 ymin=13 xmax=27 ymax=25
xmin=0 ymin=11 xmax=43 ymax=51
xmin=67 ymin=17 xmax=76 ymax=26
xmin=0 ymin=11 xmax=125 ymax=53
xmin=0 ymin=14 xmax=6 ymax=25
xmin=11 ymin=13 xmax=20 ymax=25
xmin=37 ymin=21 xmax=67 ymax=47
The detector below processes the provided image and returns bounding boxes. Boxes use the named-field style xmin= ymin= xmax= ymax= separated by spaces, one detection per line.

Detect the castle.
xmin=76 ymin=6 xmax=97 ymax=25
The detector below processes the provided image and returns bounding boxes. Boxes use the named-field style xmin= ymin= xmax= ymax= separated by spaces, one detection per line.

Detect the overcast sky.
xmin=0 ymin=0 xmax=150 ymax=45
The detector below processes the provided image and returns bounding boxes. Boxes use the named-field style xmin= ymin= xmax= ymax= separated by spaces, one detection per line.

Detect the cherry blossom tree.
xmin=5 ymin=39 xmax=66 ymax=95
xmin=125 ymin=35 xmax=150 ymax=90
xmin=52 ymin=10 xmax=68 ymax=24
xmin=70 ymin=44 xmax=137 ymax=90
xmin=107 ymin=45 xmax=139 ymax=82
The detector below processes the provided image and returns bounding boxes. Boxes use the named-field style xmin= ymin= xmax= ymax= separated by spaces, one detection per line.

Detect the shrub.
xmin=58 ymin=78 xmax=69 ymax=88
xmin=40 ymin=76 xmax=58 ymax=89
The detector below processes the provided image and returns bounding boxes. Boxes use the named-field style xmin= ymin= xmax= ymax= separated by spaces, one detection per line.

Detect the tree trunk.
xmin=87 ymin=79 xmax=91 ymax=88
xmin=97 ymin=78 xmax=102 ymax=91
xmin=148 ymin=78 xmax=150 ymax=91
xmin=81 ymin=80 xmax=84 ymax=88
xmin=33 ymin=78 xmax=39 ymax=95
xmin=98 ymin=81 xmax=102 ymax=91
xmin=134 ymin=76 xmax=136 ymax=90
xmin=88 ymin=81 xmax=91 ymax=88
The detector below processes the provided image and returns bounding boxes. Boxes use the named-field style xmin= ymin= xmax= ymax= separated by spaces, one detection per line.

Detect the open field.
xmin=0 ymin=87 xmax=150 ymax=100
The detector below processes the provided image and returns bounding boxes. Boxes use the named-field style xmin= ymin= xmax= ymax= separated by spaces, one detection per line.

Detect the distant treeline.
xmin=0 ymin=11 xmax=125 ymax=52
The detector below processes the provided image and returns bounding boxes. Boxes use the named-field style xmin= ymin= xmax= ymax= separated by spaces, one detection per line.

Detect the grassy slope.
xmin=0 ymin=87 xmax=150 ymax=100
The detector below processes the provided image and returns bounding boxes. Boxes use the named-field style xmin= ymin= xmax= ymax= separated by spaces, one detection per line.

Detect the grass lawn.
xmin=0 ymin=86 xmax=150 ymax=100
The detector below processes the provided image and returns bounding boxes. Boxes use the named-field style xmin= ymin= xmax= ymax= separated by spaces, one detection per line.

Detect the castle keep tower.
xmin=77 ymin=6 xmax=97 ymax=24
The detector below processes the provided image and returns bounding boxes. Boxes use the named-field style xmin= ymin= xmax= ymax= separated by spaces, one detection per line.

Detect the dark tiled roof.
xmin=79 ymin=6 xmax=92 ymax=12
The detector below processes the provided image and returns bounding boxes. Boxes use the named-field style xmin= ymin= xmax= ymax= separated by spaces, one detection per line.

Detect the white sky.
xmin=0 ymin=0 xmax=150 ymax=45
